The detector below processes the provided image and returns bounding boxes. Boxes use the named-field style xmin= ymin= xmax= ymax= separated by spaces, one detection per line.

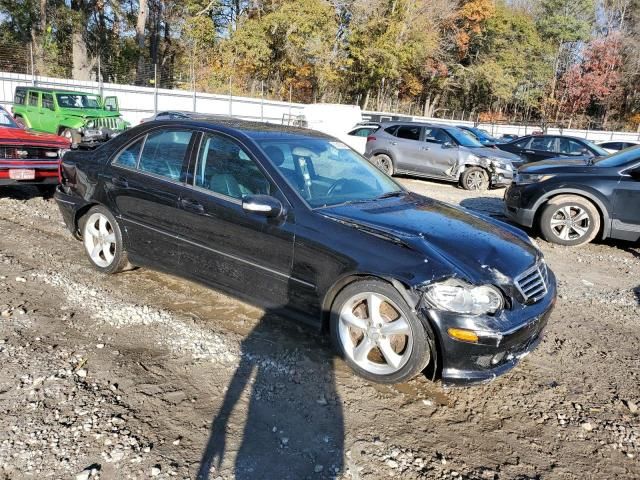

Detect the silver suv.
xmin=364 ymin=122 xmax=522 ymax=190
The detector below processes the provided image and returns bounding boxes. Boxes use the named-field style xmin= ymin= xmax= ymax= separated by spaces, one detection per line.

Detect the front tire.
xmin=460 ymin=167 xmax=489 ymax=190
xmin=330 ymin=279 xmax=433 ymax=384
xmin=80 ymin=206 xmax=130 ymax=274
xmin=371 ymin=154 xmax=394 ymax=176
xmin=539 ymin=195 xmax=600 ymax=246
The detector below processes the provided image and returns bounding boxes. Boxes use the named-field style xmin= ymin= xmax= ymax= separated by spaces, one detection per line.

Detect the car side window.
xmin=349 ymin=127 xmax=374 ymax=137
xmin=113 ymin=138 xmax=145 ymax=169
xmin=384 ymin=125 xmax=399 ymax=135
xmin=138 ymin=130 xmax=192 ymax=181
xmin=195 ymin=133 xmax=271 ymax=200
xmin=396 ymin=125 xmax=421 ymax=141
xmin=424 ymin=128 xmax=451 ymax=144
xmin=530 ymin=137 xmax=556 ymax=152
xmin=28 ymin=92 xmax=39 ymax=107
xmin=558 ymin=138 xmax=587 ymax=155
xmin=42 ymin=94 xmax=54 ymax=111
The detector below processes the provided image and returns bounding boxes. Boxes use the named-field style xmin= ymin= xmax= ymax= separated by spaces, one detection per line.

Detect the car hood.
xmin=466 ymin=146 xmax=521 ymax=162
xmin=321 ymin=192 xmax=539 ymax=284
xmin=519 ymin=158 xmax=598 ymax=174
xmin=58 ymin=108 xmax=121 ymax=118
xmin=0 ymin=126 xmax=69 ymax=147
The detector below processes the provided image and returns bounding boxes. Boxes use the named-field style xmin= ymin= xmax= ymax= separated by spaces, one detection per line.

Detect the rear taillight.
xmin=366 ymin=135 xmax=376 ymax=142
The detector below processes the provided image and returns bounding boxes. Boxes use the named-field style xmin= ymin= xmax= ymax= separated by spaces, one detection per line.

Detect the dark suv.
xmin=498 ymin=134 xmax=608 ymax=164
xmin=504 ymin=146 xmax=640 ymax=246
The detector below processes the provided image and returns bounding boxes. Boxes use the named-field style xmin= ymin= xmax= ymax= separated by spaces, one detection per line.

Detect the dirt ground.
xmin=0 ymin=178 xmax=638 ymax=480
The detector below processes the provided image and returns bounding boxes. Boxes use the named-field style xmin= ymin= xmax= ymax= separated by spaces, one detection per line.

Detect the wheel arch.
xmin=72 ymin=201 xmax=104 ymax=240
xmin=532 ymin=189 xmax=611 ymax=239
xmin=321 ymin=273 xmax=441 ymax=380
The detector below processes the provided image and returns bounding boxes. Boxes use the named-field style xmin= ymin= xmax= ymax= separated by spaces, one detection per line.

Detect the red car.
xmin=0 ymin=106 xmax=70 ymax=190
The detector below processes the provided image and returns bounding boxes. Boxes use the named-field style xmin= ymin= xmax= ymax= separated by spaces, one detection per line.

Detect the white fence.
xmin=0 ymin=71 xmax=306 ymax=126
xmin=1 ymin=70 xmax=639 ymax=144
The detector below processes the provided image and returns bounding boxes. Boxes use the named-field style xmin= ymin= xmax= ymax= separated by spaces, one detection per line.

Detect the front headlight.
xmin=424 ymin=280 xmax=504 ymax=315
xmin=85 ymin=120 xmax=95 ymax=128
xmin=514 ymin=173 xmax=555 ymax=185
xmin=491 ymin=160 xmax=511 ymax=170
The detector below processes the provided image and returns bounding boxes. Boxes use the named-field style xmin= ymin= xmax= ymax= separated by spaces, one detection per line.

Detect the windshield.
xmin=0 ymin=108 xmax=18 ymax=128
xmin=446 ymin=128 xmax=484 ymax=148
xmin=257 ymin=137 xmax=401 ymax=208
xmin=468 ymin=127 xmax=499 ymax=143
xmin=583 ymin=139 xmax=609 ymax=157
xmin=56 ymin=93 xmax=101 ymax=109
xmin=593 ymin=145 xmax=640 ymax=168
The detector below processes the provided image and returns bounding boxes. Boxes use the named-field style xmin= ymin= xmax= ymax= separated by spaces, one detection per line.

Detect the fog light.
xmin=447 ymin=328 xmax=479 ymax=344
xmin=491 ymin=352 xmax=505 ymax=365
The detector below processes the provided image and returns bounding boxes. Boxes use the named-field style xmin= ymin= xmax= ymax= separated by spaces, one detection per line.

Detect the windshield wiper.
xmin=375 ymin=190 xmax=405 ymax=200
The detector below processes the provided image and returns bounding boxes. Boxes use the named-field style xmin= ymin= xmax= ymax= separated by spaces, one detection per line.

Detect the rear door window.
xmin=384 ymin=125 xmax=399 ymax=135
xmin=530 ymin=136 xmax=556 ymax=152
xmin=512 ymin=138 xmax=531 ymax=149
xmin=42 ymin=93 xmax=55 ymax=111
xmin=28 ymin=91 xmax=39 ymax=107
xmin=114 ymin=138 xmax=145 ymax=169
xmin=396 ymin=125 xmax=421 ymax=141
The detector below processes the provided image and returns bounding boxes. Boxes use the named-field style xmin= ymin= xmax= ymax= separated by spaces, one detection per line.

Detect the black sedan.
xmin=498 ymin=134 xmax=608 ymax=164
xmin=505 ymin=146 xmax=640 ymax=246
xmin=55 ymin=118 xmax=556 ymax=385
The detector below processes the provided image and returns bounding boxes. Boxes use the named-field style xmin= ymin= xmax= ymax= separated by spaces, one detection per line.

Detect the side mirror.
xmin=242 ymin=195 xmax=283 ymax=218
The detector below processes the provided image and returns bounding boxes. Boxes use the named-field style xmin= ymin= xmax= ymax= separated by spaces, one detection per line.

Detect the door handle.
xmin=180 ymin=197 xmax=205 ymax=214
xmin=524 ymin=150 xmax=535 ymax=154
xmin=420 ymin=146 xmax=430 ymax=151
xmin=390 ymin=141 xmax=398 ymax=145
xmin=111 ymin=176 xmax=128 ymax=188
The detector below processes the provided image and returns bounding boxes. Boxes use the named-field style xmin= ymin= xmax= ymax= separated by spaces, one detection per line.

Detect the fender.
xmin=57 ymin=119 xmax=85 ymax=132
xmin=532 ymin=188 xmax=612 ymax=239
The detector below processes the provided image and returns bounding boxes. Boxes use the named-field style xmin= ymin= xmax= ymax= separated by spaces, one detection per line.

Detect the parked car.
xmin=505 ymin=146 xmax=640 ymax=246
xmin=456 ymin=126 xmax=505 ymax=146
xmin=596 ymin=140 xmax=640 ymax=154
xmin=139 ymin=110 xmax=219 ymax=123
xmin=0 ymin=105 xmax=69 ymax=191
xmin=364 ymin=122 xmax=521 ymax=190
xmin=55 ymin=118 xmax=555 ymax=385
xmin=12 ymin=87 xmax=129 ymax=148
xmin=498 ymin=134 xmax=608 ymax=164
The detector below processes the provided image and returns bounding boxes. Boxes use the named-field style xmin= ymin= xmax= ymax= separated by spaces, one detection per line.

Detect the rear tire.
xmin=460 ymin=167 xmax=489 ymax=191
xmin=371 ymin=154 xmax=394 ymax=176
xmin=539 ymin=195 xmax=600 ymax=246
xmin=79 ymin=205 xmax=131 ymax=274
xmin=330 ymin=279 xmax=433 ymax=384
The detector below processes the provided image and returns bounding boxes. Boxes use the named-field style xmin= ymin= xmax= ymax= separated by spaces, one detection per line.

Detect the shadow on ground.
xmin=196 ymin=308 xmax=344 ymax=480
xmin=0 ymin=185 xmax=55 ymax=200
xmin=459 ymin=196 xmax=508 ymax=218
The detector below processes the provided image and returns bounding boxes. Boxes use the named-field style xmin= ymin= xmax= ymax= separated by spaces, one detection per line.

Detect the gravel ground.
xmin=0 ymin=180 xmax=638 ymax=480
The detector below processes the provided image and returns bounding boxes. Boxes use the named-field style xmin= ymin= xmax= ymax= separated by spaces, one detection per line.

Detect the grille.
xmin=94 ymin=117 xmax=120 ymax=129
xmin=515 ymin=262 xmax=548 ymax=303
xmin=0 ymin=146 xmax=59 ymax=160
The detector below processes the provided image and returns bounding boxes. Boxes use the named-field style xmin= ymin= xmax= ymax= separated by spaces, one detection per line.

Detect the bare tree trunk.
xmin=72 ymin=31 xmax=93 ymax=80
xmin=362 ymin=89 xmax=370 ymax=110
xmin=136 ymin=0 xmax=149 ymax=84
xmin=30 ymin=0 xmax=47 ymax=75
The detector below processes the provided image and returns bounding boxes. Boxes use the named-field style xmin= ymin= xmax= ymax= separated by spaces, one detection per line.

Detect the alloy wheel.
xmin=549 ymin=205 xmax=590 ymax=241
xmin=338 ymin=292 xmax=413 ymax=375
xmin=465 ymin=170 xmax=488 ymax=190
xmin=83 ymin=212 xmax=117 ymax=268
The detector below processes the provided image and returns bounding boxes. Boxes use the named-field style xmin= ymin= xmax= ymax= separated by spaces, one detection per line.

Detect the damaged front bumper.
xmin=420 ymin=270 xmax=556 ymax=386
xmin=489 ymin=165 xmax=514 ymax=188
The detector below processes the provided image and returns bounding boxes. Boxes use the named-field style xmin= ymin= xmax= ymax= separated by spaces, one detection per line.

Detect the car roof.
xmin=148 ymin=117 xmax=333 ymax=140
xmin=16 ymin=86 xmax=96 ymax=96
xmin=379 ymin=120 xmax=454 ymax=129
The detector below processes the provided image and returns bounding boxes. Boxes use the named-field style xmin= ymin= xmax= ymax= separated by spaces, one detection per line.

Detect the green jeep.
xmin=12 ymin=86 xmax=130 ymax=148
